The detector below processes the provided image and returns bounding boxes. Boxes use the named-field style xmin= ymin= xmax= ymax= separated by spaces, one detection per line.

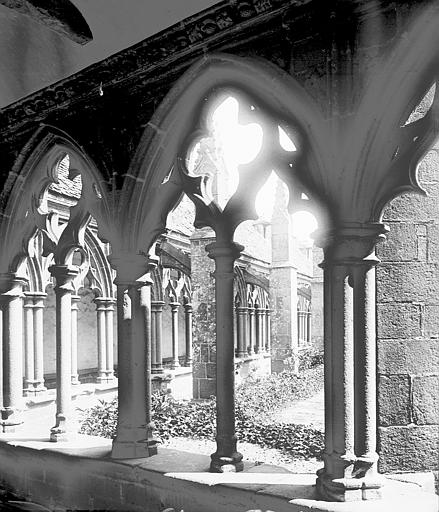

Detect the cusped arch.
xmin=120 ymin=52 xmax=331 ymax=267
xmin=0 ymin=125 xmax=113 ymax=274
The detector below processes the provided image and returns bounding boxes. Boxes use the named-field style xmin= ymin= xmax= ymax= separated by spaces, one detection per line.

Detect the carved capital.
xmin=316 ymin=222 xmax=389 ymax=265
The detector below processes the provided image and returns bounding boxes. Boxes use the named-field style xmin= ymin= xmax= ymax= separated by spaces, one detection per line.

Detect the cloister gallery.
xmin=0 ymin=1 xmax=437 ymax=511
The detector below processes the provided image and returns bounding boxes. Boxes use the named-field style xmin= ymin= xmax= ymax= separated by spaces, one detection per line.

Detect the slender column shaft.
xmin=23 ymin=295 xmax=35 ymax=395
xmin=184 ymin=303 xmax=193 ymax=366
xmin=248 ymin=307 xmax=255 ymax=355
xmin=255 ymin=308 xmax=264 ymax=354
xmin=112 ymin=275 xmax=158 ymax=458
xmin=152 ymin=301 xmax=164 ymax=373
xmin=33 ymin=294 xmax=47 ymax=392
xmin=266 ymin=310 xmax=271 ymax=352
xmin=0 ymin=276 xmax=25 ymax=430
xmin=316 ymin=224 xmax=387 ymax=502
xmin=50 ymin=266 xmax=78 ymax=442
xmin=151 ymin=304 xmax=157 ymax=370
xmin=105 ymin=299 xmax=115 ymax=380
xmin=260 ymin=308 xmax=267 ymax=353
xmin=71 ymin=295 xmax=80 ymax=385
xmin=207 ymin=241 xmax=243 ymax=473
xmin=170 ymin=302 xmax=180 ymax=369
xmin=96 ymin=298 xmax=107 ymax=382
xmin=236 ymin=307 xmax=248 ymax=358
xmin=353 ymin=264 xmax=378 ymax=469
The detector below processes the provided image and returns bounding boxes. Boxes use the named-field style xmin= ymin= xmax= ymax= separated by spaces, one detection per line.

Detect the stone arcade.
xmin=0 ymin=1 xmax=437 ymax=511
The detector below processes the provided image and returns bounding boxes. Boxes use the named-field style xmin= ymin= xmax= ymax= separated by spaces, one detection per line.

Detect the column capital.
xmin=0 ymin=273 xmax=27 ymax=296
xmin=205 ymin=241 xmax=244 ymax=261
xmin=49 ymin=265 xmax=79 ymax=288
xmin=315 ymin=222 xmax=389 ymax=264
xmin=111 ymin=253 xmax=157 ymax=286
xmin=151 ymin=300 xmax=165 ymax=312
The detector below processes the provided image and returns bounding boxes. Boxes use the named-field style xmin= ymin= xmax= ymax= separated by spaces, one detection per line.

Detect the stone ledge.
xmin=0 ymin=435 xmax=437 ymax=512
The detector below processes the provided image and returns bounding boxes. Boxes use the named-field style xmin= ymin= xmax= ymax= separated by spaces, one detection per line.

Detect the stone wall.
xmin=191 ymin=229 xmax=217 ymax=399
xmin=376 ymin=139 xmax=439 ymax=473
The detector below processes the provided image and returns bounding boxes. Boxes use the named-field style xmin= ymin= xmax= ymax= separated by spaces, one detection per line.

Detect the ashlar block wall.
xmin=377 ymin=139 xmax=439 ymax=474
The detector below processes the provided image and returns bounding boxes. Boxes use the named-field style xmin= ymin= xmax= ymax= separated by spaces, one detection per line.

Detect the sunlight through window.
xmin=291 ymin=210 xmax=318 ymax=241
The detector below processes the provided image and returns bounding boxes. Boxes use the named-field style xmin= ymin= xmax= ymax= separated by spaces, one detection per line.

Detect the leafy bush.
xmin=79 ymin=365 xmax=324 ymax=459
xmin=299 ymin=346 xmax=324 ymax=372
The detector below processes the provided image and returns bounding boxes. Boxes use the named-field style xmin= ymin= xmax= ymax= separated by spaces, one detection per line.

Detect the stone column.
xmin=184 ymin=302 xmax=193 ymax=366
xmin=236 ymin=306 xmax=248 ymax=358
xmin=248 ymin=306 xmax=256 ymax=355
xmin=151 ymin=301 xmax=164 ymax=373
xmin=33 ymin=293 xmax=47 ymax=392
xmin=49 ymin=265 xmax=78 ymax=442
xmin=316 ymin=223 xmax=387 ymax=502
xmin=169 ymin=301 xmax=180 ymax=369
xmin=266 ymin=309 xmax=271 ymax=353
xmin=95 ymin=298 xmax=107 ymax=383
xmin=105 ymin=299 xmax=115 ymax=380
xmin=112 ymin=270 xmax=158 ymax=459
xmin=23 ymin=294 xmax=35 ymax=395
xmin=206 ymin=240 xmax=243 ymax=473
xmin=0 ymin=274 xmax=26 ymax=431
xmin=255 ymin=308 xmax=264 ymax=354
xmin=70 ymin=295 xmax=80 ymax=385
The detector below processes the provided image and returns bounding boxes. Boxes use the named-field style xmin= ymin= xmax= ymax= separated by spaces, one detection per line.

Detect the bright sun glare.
xmin=190 ymin=95 xmax=318 ymax=240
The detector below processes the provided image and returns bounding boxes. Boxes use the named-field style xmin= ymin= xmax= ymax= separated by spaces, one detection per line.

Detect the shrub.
xmin=79 ymin=364 xmax=324 ymax=459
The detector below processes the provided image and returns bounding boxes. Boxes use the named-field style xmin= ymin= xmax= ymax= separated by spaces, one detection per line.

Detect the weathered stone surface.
xmin=376 ymin=262 xmax=438 ymax=303
xmin=377 ymin=223 xmax=417 ymax=261
xmin=377 ymin=303 xmax=422 ymax=338
xmin=423 ymin=305 xmax=439 ymax=338
xmin=377 ymin=339 xmax=439 ymax=374
xmin=382 ymin=186 xmax=438 ymax=222
xmin=378 ymin=425 xmax=439 ymax=473
xmin=378 ymin=375 xmax=411 ymax=426
xmin=418 ymin=149 xmax=439 ymax=183
xmin=198 ymin=378 xmax=215 ymax=398
xmin=412 ymin=375 xmax=439 ymax=425
xmin=427 ymin=225 xmax=439 ymax=263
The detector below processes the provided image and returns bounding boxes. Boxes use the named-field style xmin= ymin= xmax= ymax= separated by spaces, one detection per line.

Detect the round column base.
xmin=210 ymin=453 xmax=244 ymax=473
xmin=316 ymin=468 xmax=385 ymax=502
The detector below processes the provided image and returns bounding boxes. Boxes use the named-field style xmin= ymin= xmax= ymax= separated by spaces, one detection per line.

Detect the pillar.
xmin=0 ymin=274 xmax=26 ymax=431
xmin=255 ymin=308 xmax=264 ymax=354
xmin=170 ymin=301 xmax=180 ymax=369
xmin=23 ymin=294 xmax=35 ymax=395
xmin=151 ymin=301 xmax=164 ymax=373
xmin=184 ymin=301 xmax=193 ymax=366
xmin=266 ymin=309 xmax=271 ymax=353
xmin=33 ymin=293 xmax=47 ymax=392
xmin=105 ymin=299 xmax=115 ymax=380
xmin=316 ymin=223 xmax=387 ymax=501
xmin=206 ymin=240 xmax=243 ymax=473
xmin=236 ymin=306 xmax=248 ymax=358
xmin=111 ymin=268 xmax=158 ymax=459
xmin=49 ymin=265 xmax=78 ymax=442
xmin=71 ymin=295 xmax=80 ymax=385
xmin=95 ymin=297 xmax=107 ymax=383
xmin=248 ymin=306 xmax=256 ymax=355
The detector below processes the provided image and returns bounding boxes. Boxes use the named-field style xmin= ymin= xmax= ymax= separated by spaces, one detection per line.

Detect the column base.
xmin=316 ymin=468 xmax=385 ymax=502
xmin=170 ymin=362 xmax=180 ymax=369
xmin=210 ymin=452 xmax=244 ymax=473
xmin=71 ymin=375 xmax=80 ymax=385
xmin=111 ymin=438 xmax=159 ymax=459
xmin=50 ymin=428 xmax=70 ymax=442
xmin=1 ymin=408 xmax=23 ymax=433
xmin=33 ymin=383 xmax=47 ymax=393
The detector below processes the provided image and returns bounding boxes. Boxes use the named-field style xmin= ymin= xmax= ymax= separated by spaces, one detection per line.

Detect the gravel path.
xmin=162 ymin=437 xmax=321 ymax=474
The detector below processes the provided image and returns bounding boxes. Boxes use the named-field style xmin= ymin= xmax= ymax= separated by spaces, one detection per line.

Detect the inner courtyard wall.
xmin=377 ymin=138 xmax=439 ymax=474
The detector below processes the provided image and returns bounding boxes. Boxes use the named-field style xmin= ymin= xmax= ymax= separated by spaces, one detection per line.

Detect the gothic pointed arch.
xmin=119 ymin=52 xmax=332 ymax=276
xmin=0 ymin=125 xmax=114 ymax=274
